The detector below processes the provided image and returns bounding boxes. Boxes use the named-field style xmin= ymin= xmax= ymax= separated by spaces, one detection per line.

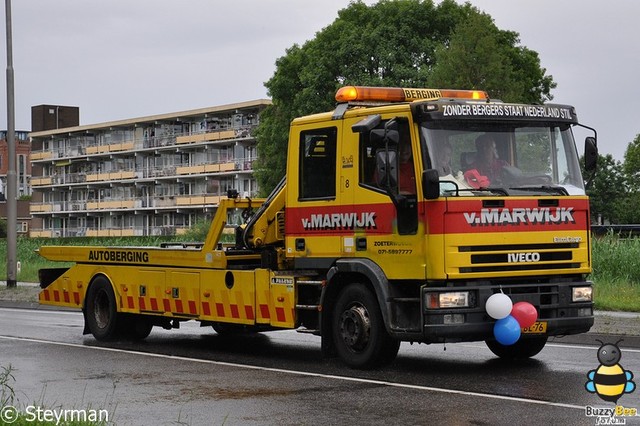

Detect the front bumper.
xmin=388 ymin=280 xmax=594 ymax=343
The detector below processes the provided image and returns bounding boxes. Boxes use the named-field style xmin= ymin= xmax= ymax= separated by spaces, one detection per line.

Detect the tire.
xmin=124 ymin=315 xmax=153 ymax=340
xmin=85 ymin=276 xmax=121 ymax=341
xmin=485 ymin=336 xmax=548 ymax=359
xmin=332 ymin=283 xmax=400 ymax=369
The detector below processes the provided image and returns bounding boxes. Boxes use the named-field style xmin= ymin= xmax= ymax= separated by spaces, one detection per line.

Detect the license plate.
xmin=522 ymin=321 xmax=547 ymax=334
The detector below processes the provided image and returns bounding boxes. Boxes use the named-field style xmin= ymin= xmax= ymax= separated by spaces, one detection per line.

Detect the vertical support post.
xmin=5 ymin=0 xmax=17 ymax=287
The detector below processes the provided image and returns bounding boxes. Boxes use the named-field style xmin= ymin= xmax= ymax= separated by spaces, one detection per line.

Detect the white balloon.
xmin=485 ymin=293 xmax=513 ymax=320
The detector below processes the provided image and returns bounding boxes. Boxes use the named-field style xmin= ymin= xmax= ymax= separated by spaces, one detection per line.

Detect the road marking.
xmin=547 ymin=342 xmax=640 ymax=353
xmin=0 ymin=334 xmax=584 ymax=411
xmin=0 ymin=307 xmax=82 ymax=316
xmin=457 ymin=341 xmax=640 ymax=353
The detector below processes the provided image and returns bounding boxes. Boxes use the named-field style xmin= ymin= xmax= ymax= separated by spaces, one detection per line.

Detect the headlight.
xmin=572 ymin=286 xmax=593 ymax=302
xmin=426 ymin=291 xmax=470 ymax=309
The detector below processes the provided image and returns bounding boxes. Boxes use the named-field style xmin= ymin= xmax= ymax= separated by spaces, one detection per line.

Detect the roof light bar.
xmin=335 ymin=86 xmax=488 ymax=103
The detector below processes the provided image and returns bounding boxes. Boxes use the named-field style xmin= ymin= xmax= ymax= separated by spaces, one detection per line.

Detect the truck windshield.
xmin=420 ymin=122 xmax=585 ymax=196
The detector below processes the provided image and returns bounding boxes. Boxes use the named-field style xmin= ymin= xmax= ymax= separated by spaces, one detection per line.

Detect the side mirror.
xmin=370 ymin=128 xmax=385 ymax=146
xmin=352 ymin=114 xmax=381 ymax=133
xmin=371 ymin=128 xmax=400 ymax=147
xmin=422 ymin=169 xmax=440 ymax=200
xmin=385 ymin=129 xmax=400 ymax=145
xmin=375 ymin=149 xmax=398 ymax=189
xmin=584 ymin=136 xmax=598 ymax=171
xmin=384 ymin=119 xmax=400 ymax=144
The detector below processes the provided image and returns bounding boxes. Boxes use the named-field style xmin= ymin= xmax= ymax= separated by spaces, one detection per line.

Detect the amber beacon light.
xmin=335 ymin=86 xmax=488 ymax=103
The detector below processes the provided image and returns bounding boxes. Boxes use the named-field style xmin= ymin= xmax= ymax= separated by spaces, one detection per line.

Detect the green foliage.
xmin=592 ymin=233 xmax=640 ymax=285
xmin=581 ymin=134 xmax=640 ymax=224
xmin=253 ymin=105 xmax=291 ymax=196
xmin=0 ymin=218 xmax=6 ymax=238
xmin=592 ymin=233 xmax=640 ymax=312
xmin=0 ymin=236 xmax=182 ymax=283
xmin=1 ymin=234 xmax=238 ymax=283
xmin=180 ymin=218 xmax=212 ymax=241
xmin=584 ymin=154 xmax=627 ymax=224
xmin=254 ymin=0 xmax=556 ymax=195
xmin=1 ymin=364 xmax=16 ymax=408
xmin=593 ymin=278 xmax=640 ymax=312
xmin=623 ymin=133 xmax=640 ymax=180
xmin=0 ymin=363 xmax=110 ymax=425
xmin=428 ymin=12 xmax=556 ymax=103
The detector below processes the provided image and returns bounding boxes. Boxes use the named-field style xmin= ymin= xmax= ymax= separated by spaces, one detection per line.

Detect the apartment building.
xmin=29 ymin=100 xmax=270 ymax=238
xmin=0 ymin=130 xmax=32 ymax=235
xmin=0 ymin=130 xmax=31 ymax=201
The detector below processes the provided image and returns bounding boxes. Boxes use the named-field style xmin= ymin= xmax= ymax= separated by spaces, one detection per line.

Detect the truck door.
xmin=351 ymin=114 xmax=425 ymax=280
xmin=285 ymin=125 xmax=344 ymax=265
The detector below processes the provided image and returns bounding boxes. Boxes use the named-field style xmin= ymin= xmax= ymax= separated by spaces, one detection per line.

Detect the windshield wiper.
xmin=509 ymin=185 xmax=569 ymax=196
xmin=445 ymin=187 xmax=509 ymax=196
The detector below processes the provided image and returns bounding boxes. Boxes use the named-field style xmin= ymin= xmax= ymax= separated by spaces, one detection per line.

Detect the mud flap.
xmin=82 ymin=309 xmax=90 ymax=335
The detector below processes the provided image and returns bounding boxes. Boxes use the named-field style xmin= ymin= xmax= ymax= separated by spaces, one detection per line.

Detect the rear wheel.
xmin=485 ymin=336 xmax=548 ymax=359
xmin=124 ymin=315 xmax=153 ymax=340
xmin=332 ymin=283 xmax=400 ymax=369
xmin=85 ymin=276 xmax=121 ymax=341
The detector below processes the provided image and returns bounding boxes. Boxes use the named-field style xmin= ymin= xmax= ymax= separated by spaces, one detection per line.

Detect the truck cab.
xmin=281 ymin=86 xmax=596 ymax=366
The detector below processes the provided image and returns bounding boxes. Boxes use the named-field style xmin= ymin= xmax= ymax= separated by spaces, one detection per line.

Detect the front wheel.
xmin=85 ymin=276 xmax=121 ymax=341
xmin=485 ymin=336 xmax=548 ymax=359
xmin=332 ymin=283 xmax=400 ymax=369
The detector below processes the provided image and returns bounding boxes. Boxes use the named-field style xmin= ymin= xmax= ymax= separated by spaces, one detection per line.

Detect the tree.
xmin=615 ymin=134 xmax=640 ymax=223
xmin=254 ymin=0 xmax=556 ymax=195
xmin=623 ymin=134 xmax=640 ymax=181
xmin=428 ymin=12 xmax=556 ymax=103
xmin=584 ymin=154 xmax=626 ymax=224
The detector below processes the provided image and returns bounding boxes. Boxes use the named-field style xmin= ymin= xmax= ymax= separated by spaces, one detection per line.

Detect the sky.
xmin=1 ymin=0 xmax=639 ymax=160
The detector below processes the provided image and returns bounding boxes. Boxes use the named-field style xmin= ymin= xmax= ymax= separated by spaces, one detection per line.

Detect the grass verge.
xmin=1 ymin=364 xmax=111 ymax=425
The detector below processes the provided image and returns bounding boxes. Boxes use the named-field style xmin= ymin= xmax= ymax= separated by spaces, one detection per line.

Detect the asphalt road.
xmin=0 ymin=307 xmax=639 ymax=426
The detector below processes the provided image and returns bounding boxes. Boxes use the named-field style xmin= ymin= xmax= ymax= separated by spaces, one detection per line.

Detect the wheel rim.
xmin=338 ymin=303 xmax=371 ymax=352
xmin=93 ymin=290 xmax=110 ymax=329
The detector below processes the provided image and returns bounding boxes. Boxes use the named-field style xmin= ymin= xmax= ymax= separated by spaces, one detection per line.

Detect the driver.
xmin=469 ymin=134 xmax=507 ymax=182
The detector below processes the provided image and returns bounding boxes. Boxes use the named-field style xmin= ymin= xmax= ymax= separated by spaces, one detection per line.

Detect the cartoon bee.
xmin=585 ymin=339 xmax=636 ymax=403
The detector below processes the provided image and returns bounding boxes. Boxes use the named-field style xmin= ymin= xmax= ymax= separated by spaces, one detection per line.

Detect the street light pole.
xmin=5 ymin=0 xmax=17 ymax=287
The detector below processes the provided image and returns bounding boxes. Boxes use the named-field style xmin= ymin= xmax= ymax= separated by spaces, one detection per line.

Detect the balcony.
xmin=31 ymin=176 xmax=53 ymax=186
xmin=176 ymin=195 xmax=222 ymax=206
xmin=85 ymin=171 xmax=136 ymax=182
xmin=176 ymin=129 xmax=236 ymax=145
xmin=34 ymin=226 xmax=188 ymax=238
xmin=86 ymin=200 xmax=136 ymax=210
xmin=30 ymin=203 xmax=53 ymax=213
xmin=176 ymin=133 xmax=205 ymax=144
xmin=31 ymin=151 xmax=53 ymax=161
xmin=175 ymin=164 xmax=206 ymax=175
xmin=85 ymin=141 xmax=135 ymax=154
xmin=86 ymin=228 xmax=136 ymax=237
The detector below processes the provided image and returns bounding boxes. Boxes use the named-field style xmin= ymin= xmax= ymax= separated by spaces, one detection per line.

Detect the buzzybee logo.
xmin=585 ymin=339 xmax=635 ymax=403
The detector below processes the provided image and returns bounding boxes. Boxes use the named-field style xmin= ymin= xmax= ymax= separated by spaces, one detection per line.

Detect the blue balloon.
xmin=493 ymin=315 xmax=521 ymax=345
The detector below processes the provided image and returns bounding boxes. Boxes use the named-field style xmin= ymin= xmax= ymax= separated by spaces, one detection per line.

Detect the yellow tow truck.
xmin=39 ymin=86 xmax=598 ymax=368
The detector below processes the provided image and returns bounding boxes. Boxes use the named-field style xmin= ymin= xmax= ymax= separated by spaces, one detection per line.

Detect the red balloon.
xmin=511 ymin=302 xmax=538 ymax=328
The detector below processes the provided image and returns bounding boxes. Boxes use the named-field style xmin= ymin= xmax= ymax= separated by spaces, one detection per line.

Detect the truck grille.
xmin=458 ymin=242 xmax=580 ymax=274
